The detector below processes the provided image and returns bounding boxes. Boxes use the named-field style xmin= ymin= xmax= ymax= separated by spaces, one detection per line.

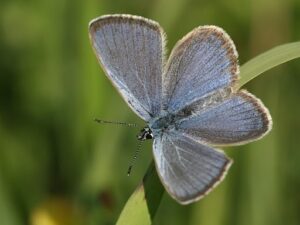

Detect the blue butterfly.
xmin=89 ymin=14 xmax=272 ymax=204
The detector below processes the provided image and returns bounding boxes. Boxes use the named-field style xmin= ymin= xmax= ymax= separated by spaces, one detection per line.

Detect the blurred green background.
xmin=1 ymin=0 xmax=300 ymax=224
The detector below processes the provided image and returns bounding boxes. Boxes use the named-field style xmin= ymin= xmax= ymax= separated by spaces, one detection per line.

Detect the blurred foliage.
xmin=0 ymin=0 xmax=300 ymax=225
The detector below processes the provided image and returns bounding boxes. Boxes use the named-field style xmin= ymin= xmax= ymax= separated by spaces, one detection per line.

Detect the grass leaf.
xmin=116 ymin=162 xmax=164 ymax=225
xmin=238 ymin=41 xmax=300 ymax=89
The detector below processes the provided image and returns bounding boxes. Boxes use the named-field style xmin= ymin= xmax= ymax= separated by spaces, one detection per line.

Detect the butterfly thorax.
xmin=151 ymin=113 xmax=175 ymax=129
xmin=151 ymin=113 xmax=177 ymax=133
xmin=137 ymin=114 xmax=176 ymax=141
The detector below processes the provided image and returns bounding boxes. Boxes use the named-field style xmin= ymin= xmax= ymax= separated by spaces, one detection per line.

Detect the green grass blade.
xmin=116 ymin=161 xmax=164 ymax=225
xmin=238 ymin=41 xmax=300 ymax=89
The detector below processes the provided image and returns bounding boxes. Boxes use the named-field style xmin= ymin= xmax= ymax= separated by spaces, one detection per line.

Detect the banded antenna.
xmin=127 ymin=140 xmax=143 ymax=176
xmin=94 ymin=118 xmax=142 ymax=176
xmin=94 ymin=118 xmax=137 ymax=127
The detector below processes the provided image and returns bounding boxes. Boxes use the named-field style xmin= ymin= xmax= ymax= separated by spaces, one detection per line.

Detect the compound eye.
xmin=146 ymin=133 xmax=153 ymax=139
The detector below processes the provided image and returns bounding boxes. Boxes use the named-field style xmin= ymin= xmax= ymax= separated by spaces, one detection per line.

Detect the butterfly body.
xmin=89 ymin=14 xmax=272 ymax=204
xmin=150 ymin=111 xmax=176 ymax=131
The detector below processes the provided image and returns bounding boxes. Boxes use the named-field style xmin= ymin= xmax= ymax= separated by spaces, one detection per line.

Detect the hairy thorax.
xmin=150 ymin=112 xmax=176 ymax=131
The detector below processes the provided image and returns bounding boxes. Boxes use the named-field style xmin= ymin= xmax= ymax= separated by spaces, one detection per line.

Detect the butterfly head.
xmin=137 ymin=127 xmax=153 ymax=141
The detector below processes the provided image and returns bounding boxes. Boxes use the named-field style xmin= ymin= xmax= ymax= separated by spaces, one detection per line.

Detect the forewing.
xmin=162 ymin=26 xmax=238 ymax=113
xmin=89 ymin=14 xmax=166 ymax=120
xmin=177 ymin=90 xmax=272 ymax=145
xmin=153 ymin=132 xmax=232 ymax=204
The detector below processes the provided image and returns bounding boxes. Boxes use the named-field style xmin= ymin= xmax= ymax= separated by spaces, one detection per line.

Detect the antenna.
xmin=94 ymin=118 xmax=137 ymax=127
xmin=127 ymin=140 xmax=143 ymax=176
xmin=94 ymin=117 xmax=143 ymax=176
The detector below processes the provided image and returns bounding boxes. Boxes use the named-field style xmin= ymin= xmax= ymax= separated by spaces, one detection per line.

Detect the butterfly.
xmin=88 ymin=14 xmax=272 ymax=204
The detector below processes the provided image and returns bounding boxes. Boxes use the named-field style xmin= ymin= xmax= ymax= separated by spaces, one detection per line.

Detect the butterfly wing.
xmin=153 ymin=131 xmax=232 ymax=204
xmin=163 ymin=25 xmax=271 ymax=145
xmin=89 ymin=15 xmax=166 ymax=121
xmin=176 ymin=90 xmax=272 ymax=145
xmin=162 ymin=25 xmax=238 ymax=113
